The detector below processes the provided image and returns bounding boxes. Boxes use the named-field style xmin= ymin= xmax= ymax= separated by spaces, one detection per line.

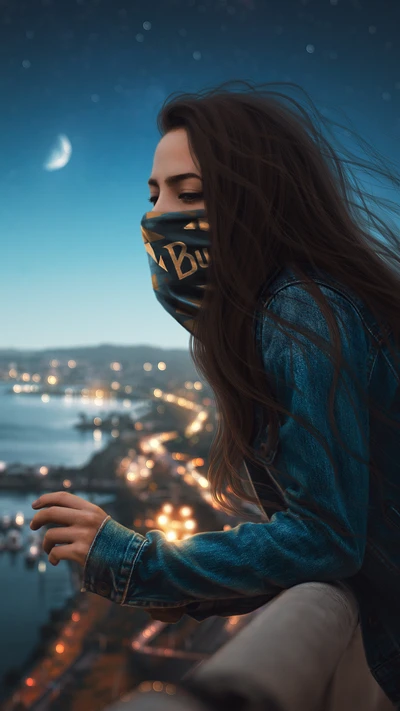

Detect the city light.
xmin=153 ymin=504 xmax=197 ymax=540
xmin=13 ymin=383 xmax=41 ymax=394
xmin=119 ymin=457 xmax=131 ymax=470
xmin=192 ymin=458 xmax=205 ymax=467
xmin=165 ymin=531 xmax=177 ymax=541
xmin=3 ymin=344 xmax=222 ymax=701
xmin=138 ymin=681 xmax=152 ymax=691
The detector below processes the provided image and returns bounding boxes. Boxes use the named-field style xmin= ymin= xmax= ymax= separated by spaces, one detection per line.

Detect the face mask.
xmin=141 ymin=209 xmax=210 ymax=334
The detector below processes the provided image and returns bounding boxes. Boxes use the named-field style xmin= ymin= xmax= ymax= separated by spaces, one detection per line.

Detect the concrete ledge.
xmin=103 ymin=582 xmax=395 ymax=711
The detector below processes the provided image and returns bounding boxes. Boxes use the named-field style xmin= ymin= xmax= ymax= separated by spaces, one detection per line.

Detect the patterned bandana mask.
xmin=140 ymin=209 xmax=210 ymax=334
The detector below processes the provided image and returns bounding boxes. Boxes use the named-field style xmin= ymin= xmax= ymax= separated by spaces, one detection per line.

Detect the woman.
xmin=30 ymin=81 xmax=400 ymax=703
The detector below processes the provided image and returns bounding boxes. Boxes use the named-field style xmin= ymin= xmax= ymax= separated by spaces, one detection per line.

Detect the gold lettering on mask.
xmin=184 ymin=219 xmax=209 ymax=231
xmin=144 ymin=241 xmax=168 ymax=270
xmin=164 ymin=242 xmax=208 ymax=279
xmin=194 ymin=249 xmax=210 ymax=268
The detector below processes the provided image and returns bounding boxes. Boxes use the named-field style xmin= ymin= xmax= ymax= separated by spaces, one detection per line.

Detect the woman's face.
xmin=148 ymin=128 xmax=205 ymax=213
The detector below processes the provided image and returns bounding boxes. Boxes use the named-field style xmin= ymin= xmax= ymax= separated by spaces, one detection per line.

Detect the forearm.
xmin=82 ymin=513 xmax=359 ymax=609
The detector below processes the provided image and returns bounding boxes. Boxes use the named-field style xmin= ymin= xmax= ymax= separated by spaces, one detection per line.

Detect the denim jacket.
xmin=82 ymin=264 xmax=400 ymax=704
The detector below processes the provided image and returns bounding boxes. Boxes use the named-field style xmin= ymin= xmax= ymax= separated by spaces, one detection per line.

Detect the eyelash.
xmin=148 ymin=192 xmax=204 ymax=206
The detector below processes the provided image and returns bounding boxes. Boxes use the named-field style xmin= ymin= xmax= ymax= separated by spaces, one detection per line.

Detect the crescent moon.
xmin=44 ymin=134 xmax=72 ymax=171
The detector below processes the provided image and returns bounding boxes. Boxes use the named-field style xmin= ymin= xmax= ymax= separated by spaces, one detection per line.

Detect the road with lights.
xmin=1 ymin=386 xmax=259 ymax=709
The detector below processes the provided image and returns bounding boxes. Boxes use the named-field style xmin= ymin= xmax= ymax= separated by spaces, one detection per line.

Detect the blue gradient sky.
xmin=0 ymin=0 xmax=398 ymax=350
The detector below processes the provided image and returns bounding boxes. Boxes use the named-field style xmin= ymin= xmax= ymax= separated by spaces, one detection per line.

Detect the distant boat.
xmin=25 ymin=543 xmax=40 ymax=564
xmin=0 ymin=514 xmax=12 ymax=531
xmin=5 ymin=529 xmax=23 ymax=551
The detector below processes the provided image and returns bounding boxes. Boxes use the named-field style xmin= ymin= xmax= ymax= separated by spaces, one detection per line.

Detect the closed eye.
xmin=148 ymin=192 xmax=204 ymax=206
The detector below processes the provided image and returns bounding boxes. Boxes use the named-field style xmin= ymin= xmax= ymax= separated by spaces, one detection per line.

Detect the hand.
xmin=147 ymin=607 xmax=186 ymax=623
xmin=30 ymin=491 xmax=110 ymax=567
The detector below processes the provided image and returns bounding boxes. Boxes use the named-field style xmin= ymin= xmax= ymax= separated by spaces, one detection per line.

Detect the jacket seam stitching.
xmin=121 ymin=537 xmax=149 ymax=605
xmin=261 ymin=279 xmax=377 ymax=382
xmin=82 ymin=514 xmax=112 ymax=583
xmin=263 ymin=279 xmax=378 ymax=341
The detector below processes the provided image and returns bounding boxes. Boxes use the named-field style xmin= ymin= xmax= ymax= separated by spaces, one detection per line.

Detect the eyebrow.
xmin=147 ymin=172 xmax=202 ymax=187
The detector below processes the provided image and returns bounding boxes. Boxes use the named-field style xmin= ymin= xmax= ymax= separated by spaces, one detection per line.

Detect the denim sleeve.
xmin=82 ymin=283 xmax=370 ymax=616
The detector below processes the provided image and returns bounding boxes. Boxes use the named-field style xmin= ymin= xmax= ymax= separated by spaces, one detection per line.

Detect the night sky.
xmin=1 ymin=0 xmax=398 ymax=350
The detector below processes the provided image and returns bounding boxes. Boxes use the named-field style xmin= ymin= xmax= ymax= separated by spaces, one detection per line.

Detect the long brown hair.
xmin=156 ymin=80 xmax=400 ymax=519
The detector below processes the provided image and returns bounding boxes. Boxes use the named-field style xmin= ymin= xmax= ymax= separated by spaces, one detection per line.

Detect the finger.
xmin=148 ymin=608 xmax=185 ymax=623
xmin=32 ymin=491 xmax=91 ymax=511
xmin=43 ymin=526 xmax=76 ymax=555
xmin=30 ymin=506 xmax=79 ymax=531
xmin=48 ymin=544 xmax=78 ymax=566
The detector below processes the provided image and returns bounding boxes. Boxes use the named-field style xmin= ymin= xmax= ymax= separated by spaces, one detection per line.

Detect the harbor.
xmin=0 ymin=511 xmax=44 ymax=564
xmin=0 ymin=372 xmax=248 ymax=711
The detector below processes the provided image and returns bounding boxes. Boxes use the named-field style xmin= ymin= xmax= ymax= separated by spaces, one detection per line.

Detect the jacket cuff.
xmin=81 ymin=518 xmax=148 ymax=604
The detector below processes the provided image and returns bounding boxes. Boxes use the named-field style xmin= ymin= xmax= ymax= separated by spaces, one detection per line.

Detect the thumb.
xmin=148 ymin=607 xmax=186 ymax=623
